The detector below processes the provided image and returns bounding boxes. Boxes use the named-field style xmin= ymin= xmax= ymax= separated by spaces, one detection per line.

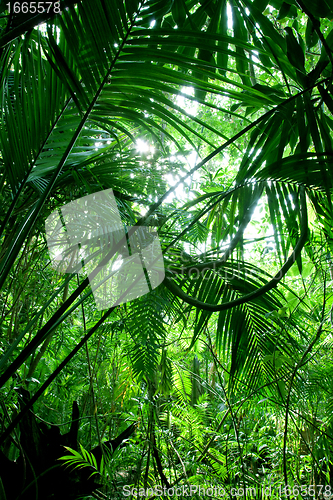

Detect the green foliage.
xmin=1 ymin=0 xmax=333 ymax=497
xmin=60 ymin=444 xmax=102 ymax=478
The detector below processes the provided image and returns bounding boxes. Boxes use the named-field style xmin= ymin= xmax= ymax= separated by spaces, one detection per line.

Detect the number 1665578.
xmin=6 ymin=2 xmax=61 ymax=14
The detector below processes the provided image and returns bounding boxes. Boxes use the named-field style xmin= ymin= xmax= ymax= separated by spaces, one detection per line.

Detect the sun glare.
xmin=136 ymin=140 xmax=155 ymax=155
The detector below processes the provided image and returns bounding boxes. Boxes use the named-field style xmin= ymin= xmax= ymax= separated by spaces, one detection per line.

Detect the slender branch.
xmin=152 ymin=431 xmax=171 ymax=489
xmin=282 ymin=277 xmax=327 ymax=487
xmin=79 ymin=274 xmax=104 ymax=464
xmin=207 ymin=329 xmax=247 ymax=492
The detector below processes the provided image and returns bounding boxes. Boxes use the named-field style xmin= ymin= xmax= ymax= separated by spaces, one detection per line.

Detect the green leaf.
xmin=300 ymin=0 xmax=333 ymax=18
xmin=285 ymin=27 xmax=305 ymax=74
xmin=277 ymin=2 xmax=297 ymax=20
xmin=172 ymin=0 xmax=187 ymax=27
xmin=193 ymin=48 xmax=215 ymax=101
xmin=277 ymin=380 xmax=286 ymax=399
xmin=230 ymin=0 xmax=251 ymax=87
xmin=305 ymin=18 xmax=319 ymax=49
xmin=217 ymin=0 xmax=228 ymax=76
